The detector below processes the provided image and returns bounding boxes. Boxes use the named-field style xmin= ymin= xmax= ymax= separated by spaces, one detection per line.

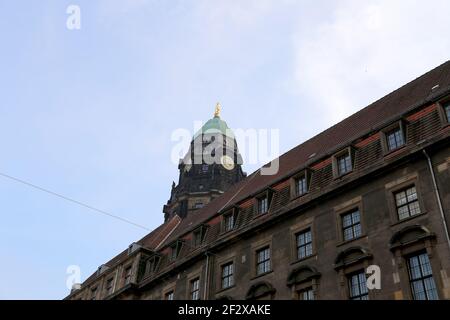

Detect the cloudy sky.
xmin=0 ymin=0 xmax=449 ymax=299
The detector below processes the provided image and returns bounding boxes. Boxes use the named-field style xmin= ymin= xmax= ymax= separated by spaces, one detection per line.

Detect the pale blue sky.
xmin=0 ymin=0 xmax=449 ymax=299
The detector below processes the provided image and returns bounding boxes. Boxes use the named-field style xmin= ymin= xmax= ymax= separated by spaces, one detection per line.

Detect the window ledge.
xmin=215 ymin=285 xmax=236 ymax=295
xmin=290 ymin=254 xmax=317 ymax=266
xmin=336 ymin=235 xmax=368 ymax=248
xmin=390 ymin=211 xmax=427 ymax=227
xmin=251 ymin=270 xmax=273 ymax=281
xmin=290 ymin=192 xmax=309 ymax=202
xmin=333 ymin=171 xmax=353 ymax=180
xmin=252 ymin=212 xmax=270 ymax=221
xmin=383 ymin=145 xmax=407 ymax=157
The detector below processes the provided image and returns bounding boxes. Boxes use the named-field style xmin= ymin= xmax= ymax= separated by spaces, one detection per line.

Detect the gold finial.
xmin=214 ymin=102 xmax=221 ymax=118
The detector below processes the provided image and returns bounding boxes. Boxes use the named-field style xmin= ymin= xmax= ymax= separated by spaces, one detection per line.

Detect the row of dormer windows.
xmin=78 ymin=100 xmax=448 ymax=300
xmin=170 ymin=101 xmax=449 ymax=263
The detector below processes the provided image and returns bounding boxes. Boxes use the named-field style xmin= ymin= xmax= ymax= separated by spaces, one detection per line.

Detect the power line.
xmin=0 ymin=171 xmax=150 ymax=231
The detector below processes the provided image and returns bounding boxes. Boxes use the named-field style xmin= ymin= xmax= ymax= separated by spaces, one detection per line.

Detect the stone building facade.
xmin=66 ymin=61 xmax=450 ymax=300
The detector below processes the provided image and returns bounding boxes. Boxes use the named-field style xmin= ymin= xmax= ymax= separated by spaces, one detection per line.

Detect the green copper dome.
xmin=193 ymin=102 xmax=235 ymax=140
xmin=193 ymin=115 xmax=235 ymax=139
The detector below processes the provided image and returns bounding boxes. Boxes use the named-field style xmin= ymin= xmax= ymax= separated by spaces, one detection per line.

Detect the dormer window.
xmin=255 ymin=190 xmax=272 ymax=216
xmin=223 ymin=211 xmax=236 ymax=232
xmin=337 ymin=153 xmax=352 ymax=175
xmin=295 ymin=175 xmax=308 ymax=196
xmin=381 ymin=121 xmax=406 ymax=154
xmin=145 ymin=255 xmax=161 ymax=275
xmin=192 ymin=226 xmax=207 ymax=248
xmin=386 ymin=126 xmax=405 ymax=151
xmin=290 ymin=169 xmax=311 ymax=199
xmin=333 ymin=148 xmax=354 ymax=178
xmin=169 ymin=241 xmax=183 ymax=261
xmin=444 ymin=101 xmax=450 ymax=122
xmin=257 ymin=196 xmax=269 ymax=215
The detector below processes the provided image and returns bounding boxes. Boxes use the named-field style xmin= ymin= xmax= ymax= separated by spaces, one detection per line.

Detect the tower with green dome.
xmin=163 ymin=103 xmax=246 ymax=222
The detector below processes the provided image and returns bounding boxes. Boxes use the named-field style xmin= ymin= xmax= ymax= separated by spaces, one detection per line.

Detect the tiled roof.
xmin=81 ymin=215 xmax=181 ymax=286
xmin=78 ymin=59 xmax=450 ymax=288
xmin=162 ymin=60 xmax=450 ymax=245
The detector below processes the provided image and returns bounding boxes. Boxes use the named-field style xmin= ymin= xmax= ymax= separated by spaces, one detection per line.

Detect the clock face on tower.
xmin=220 ymin=155 xmax=235 ymax=170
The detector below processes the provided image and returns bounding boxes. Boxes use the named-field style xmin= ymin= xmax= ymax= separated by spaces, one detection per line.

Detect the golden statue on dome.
xmin=214 ymin=102 xmax=221 ymax=118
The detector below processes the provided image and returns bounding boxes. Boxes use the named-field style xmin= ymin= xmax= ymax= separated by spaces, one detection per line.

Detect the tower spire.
xmin=214 ymin=102 xmax=221 ymax=118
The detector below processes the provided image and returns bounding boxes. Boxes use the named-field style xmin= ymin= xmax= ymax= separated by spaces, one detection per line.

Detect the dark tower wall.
xmin=163 ymin=117 xmax=246 ymax=221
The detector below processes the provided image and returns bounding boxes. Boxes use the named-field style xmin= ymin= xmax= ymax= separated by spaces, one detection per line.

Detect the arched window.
xmin=334 ymin=247 xmax=373 ymax=300
xmin=389 ymin=225 xmax=439 ymax=300
xmin=245 ymin=281 xmax=276 ymax=300
xmin=287 ymin=265 xmax=321 ymax=300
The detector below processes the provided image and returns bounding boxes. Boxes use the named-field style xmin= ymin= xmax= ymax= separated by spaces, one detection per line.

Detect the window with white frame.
xmin=221 ymin=262 xmax=234 ymax=289
xmin=348 ymin=271 xmax=369 ymax=300
xmin=257 ymin=196 xmax=268 ymax=215
xmin=337 ymin=152 xmax=352 ymax=176
xmin=386 ymin=127 xmax=405 ymax=151
xmin=223 ymin=212 xmax=235 ymax=232
xmin=256 ymin=247 xmax=271 ymax=275
xmin=190 ymin=278 xmax=200 ymax=300
xmin=407 ymin=252 xmax=438 ymax=300
xmin=296 ymin=228 xmax=313 ymax=260
xmin=395 ymin=186 xmax=421 ymax=220
xmin=295 ymin=175 xmax=308 ymax=196
xmin=342 ymin=209 xmax=362 ymax=241
xmin=298 ymin=287 xmax=314 ymax=300
xmin=165 ymin=290 xmax=174 ymax=300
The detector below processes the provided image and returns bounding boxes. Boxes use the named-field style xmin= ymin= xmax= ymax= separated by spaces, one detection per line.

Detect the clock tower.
xmin=163 ymin=104 xmax=246 ymax=222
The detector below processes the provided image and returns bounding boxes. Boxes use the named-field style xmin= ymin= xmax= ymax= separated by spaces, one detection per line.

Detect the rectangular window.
xmin=146 ymin=259 xmax=154 ymax=274
xmin=295 ymin=175 xmax=308 ymax=196
xmin=296 ymin=229 xmax=313 ymax=260
xmin=190 ymin=278 xmax=200 ymax=300
xmin=165 ymin=291 xmax=174 ymax=300
xmin=342 ymin=210 xmax=362 ymax=241
xmin=256 ymin=247 xmax=271 ymax=275
xmin=221 ymin=262 xmax=234 ymax=289
xmin=386 ymin=127 xmax=405 ymax=151
xmin=193 ymin=230 xmax=203 ymax=247
xmin=395 ymin=186 xmax=421 ymax=220
xmin=348 ymin=271 xmax=369 ymax=300
xmin=105 ymin=278 xmax=114 ymax=296
xmin=223 ymin=213 xmax=235 ymax=232
xmin=124 ymin=266 xmax=132 ymax=285
xmin=407 ymin=252 xmax=438 ymax=300
xmin=444 ymin=102 xmax=450 ymax=122
xmin=298 ymin=287 xmax=314 ymax=300
xmin=257 ymin=196 xmax=268 ymax=215
xmin=170 ymin=243 xmax=180 ymax=261
xmin=337 ymin=153 xmax=352 ymax=176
